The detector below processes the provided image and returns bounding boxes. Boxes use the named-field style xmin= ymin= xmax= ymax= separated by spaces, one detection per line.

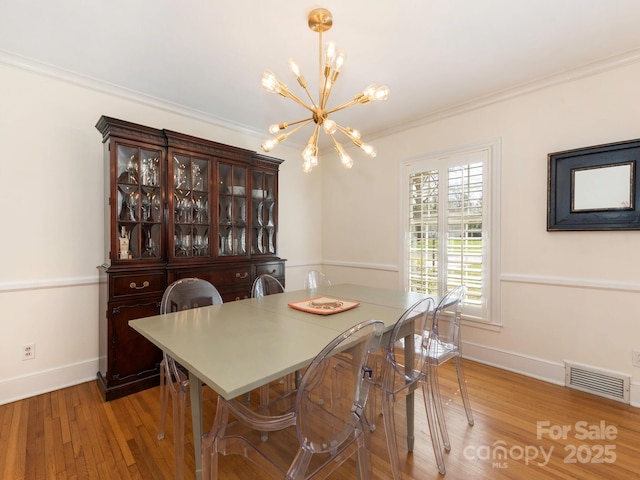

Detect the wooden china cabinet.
xmin=96 ymin=116 xmax=285 ymax=400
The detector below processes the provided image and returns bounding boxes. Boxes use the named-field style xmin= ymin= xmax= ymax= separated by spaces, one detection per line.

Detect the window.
xmin=402 ymin=140 xmax=500 ymax=326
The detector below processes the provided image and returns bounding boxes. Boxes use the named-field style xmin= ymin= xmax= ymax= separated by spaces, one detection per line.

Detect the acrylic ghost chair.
xmin=304 ymin=269 xmax=332 ymax=290
xmin=201 ymin=319 xmax=384 ymax=480
xmin=157 ymin=277 xmax=223 ymax=480
xmin=251 ymin=273 xmax=285 ymax=297
xmin=368 ymin=296 xmax=447 ymax=477
xmin=426 ymin=285 xmax=474 ymax=454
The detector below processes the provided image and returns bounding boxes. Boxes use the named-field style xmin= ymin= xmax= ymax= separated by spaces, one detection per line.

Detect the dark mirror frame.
xmin=547 ymin=139 xmax=640 ymax=231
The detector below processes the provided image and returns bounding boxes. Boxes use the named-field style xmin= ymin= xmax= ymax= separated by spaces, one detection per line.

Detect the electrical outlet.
xmin=22 ymin=343 xmax=35 ymax=361
xmin=633 ymin=350 xmax=640 ymax=367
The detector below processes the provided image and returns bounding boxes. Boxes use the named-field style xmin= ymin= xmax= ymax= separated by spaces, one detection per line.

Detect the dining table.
xmin=129 ymin=283 xmax=430 ymax=479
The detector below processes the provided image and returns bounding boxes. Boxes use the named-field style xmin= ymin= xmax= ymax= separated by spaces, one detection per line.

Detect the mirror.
xmin=572 ymin=163 xmax=633 ymax=212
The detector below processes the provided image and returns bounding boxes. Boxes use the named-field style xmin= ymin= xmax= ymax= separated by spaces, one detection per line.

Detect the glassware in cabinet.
xmin=115 ymin=144 xmax=163 ymax=261
xmin=170 ymin=153 xmax=212 ymax=259
xmin=218 ymin=162 xmax=247 ymax=257
xmin=251 ymin=170 xmax=277 ymax=255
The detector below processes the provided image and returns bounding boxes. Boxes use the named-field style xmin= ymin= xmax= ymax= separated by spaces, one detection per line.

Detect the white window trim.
xmin=399 ymin=138 xmax=502 ymax=330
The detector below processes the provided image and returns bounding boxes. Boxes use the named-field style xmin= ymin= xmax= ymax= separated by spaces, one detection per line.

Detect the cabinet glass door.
xmin=251 ymin=171 xmax=276 ymax=255
xmin=171 ymin=154 xmax=211 ymax=259
xmin=115 ymin=143 xmax=162 ymax=261
xmin=218 ymin=163 xmax=247 ymax=256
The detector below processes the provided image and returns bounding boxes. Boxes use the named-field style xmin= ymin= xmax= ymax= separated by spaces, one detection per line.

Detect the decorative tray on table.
xmin=288 ymin=296 xmax=360 ymax=315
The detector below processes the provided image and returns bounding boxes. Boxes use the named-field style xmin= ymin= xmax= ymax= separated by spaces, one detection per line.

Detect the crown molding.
xmin=367 ymin=48 xmax=640 ymax=140
xmin=0 ymin=49 xmax=264 ymax=139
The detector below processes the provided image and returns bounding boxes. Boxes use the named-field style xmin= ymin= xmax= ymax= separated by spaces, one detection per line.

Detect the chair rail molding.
xmin=500 ymin=273 xmax=640 ymax=293
xmin=0 ymin=275 xmax=99 ymax=293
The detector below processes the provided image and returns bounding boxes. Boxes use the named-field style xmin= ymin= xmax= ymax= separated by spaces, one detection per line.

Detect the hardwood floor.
xmin=2 ymin=360 xmax=639 ymax=479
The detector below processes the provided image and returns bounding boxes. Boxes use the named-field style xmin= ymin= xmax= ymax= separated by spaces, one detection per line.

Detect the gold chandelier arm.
xmin=324 ymin=98 xmax=358 ymax=115
xmin=335 ymin=124 xmax=377 ymax=158
xmin=288 ymin=59 xmax=320 ymax=110
xmin=281 ymin=118 xmax=314 ymax=137
xmin=262 ymin=119 xmax=314 ymax=153
xmin=272 ymin=116 xmax=315 ymax=133
xmin=327 ymin=133 xmax=353 ymax=168
xmin=282 ymin=90 xmax=316 ymax=114
xmin=298 ymin=82 xmax=320 ymax=110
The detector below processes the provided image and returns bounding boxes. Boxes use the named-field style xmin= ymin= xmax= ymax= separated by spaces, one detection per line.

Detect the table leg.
xmin=189 ymin=371 xmax=203 ymax=480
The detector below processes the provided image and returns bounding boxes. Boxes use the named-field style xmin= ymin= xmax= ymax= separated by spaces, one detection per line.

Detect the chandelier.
xmin=260 ymin=8 xmax=390 ymax=173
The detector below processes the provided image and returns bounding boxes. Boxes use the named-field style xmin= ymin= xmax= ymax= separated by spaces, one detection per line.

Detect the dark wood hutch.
xmin=96 ymin=116 xmax=285 ymax=400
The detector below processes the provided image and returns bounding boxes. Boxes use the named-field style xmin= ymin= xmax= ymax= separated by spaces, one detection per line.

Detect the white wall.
xmin=321 ymin=60 xmax=640 ymax=404
xmin=0 ymin=62 xmax=322 ymax=404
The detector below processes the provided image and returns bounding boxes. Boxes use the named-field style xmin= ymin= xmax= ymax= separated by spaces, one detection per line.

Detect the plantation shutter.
xmin=407 ymin=150 xmax=488 ymax=320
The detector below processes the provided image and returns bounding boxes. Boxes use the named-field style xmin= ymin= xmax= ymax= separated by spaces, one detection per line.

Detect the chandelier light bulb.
xmin=302 ymin=143 xmax=317 ymax=164
xmin=334 ymin=51 xmax=346 ymax=72
xmin=261 ymin=71 xmax=280 ymax=93
xmin=261 ymin=137 xmax=280 ymax=152
xmin=361 ymin=143 xmax=376 ymax=158
xmin=322 ymin=119 xmax=337 ymax=135
xmin=374 ymin=85 xmax=390 ymax=101
xmin=269 ymin=124 xmax=281 ymax=135
xmin=346 ymin=127 xmax=361 ymax=139
xmin=341 ymin=152 xmax=353 ymax=169
xmin=288 ymin=58 xmax=301 ymax=78
xmin=325 ymin=42 xmax=336 ymax=67
xmin=261 ymin=8 xmax=389 ymax=172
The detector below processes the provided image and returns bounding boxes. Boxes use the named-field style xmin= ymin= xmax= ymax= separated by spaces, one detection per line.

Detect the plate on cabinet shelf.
xmin=227 ymin=186 xmax=245 ymax=195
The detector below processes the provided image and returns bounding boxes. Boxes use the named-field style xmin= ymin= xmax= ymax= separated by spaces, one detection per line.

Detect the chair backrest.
xmin=384 ymin=297 xmax=435 ymax=388
xmin=431 ymin=285 xmax=466 ymax=346
xmin=295 ymin=320 xmax=384 ymax=454
xmin=161 ymin=277 xmax=223 ymax=314
xmin=251 ymin=274 xmax=285 ymax=298
xmin=304 ymin=270 xmax=332 ymax=289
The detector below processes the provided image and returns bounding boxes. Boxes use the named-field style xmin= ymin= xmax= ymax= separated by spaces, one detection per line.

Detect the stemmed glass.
xmin=181 ymin=195 xmax=192 ymax=223
xmin=141 ymin=191 xmax=152 ymax=221
xmin=128 ymin=192 xmax=138 ymax=221
xmin=194 ymin=196 xmax=208 ymax=224
xmin=126 ymin=155 xmax=138 ymax=184
xmin=148 ymin=157 xmax=159 ymax=186
xmin=143 ymin=230 xmax=157 ymax=257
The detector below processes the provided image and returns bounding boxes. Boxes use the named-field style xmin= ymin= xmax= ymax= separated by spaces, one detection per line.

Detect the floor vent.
xmin=565 ymin=361 xmax=630 ymax=403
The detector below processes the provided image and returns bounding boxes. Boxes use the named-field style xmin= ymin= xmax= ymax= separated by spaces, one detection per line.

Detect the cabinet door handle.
xmin=235 ymin=272 xmax=249 ymax=279
xmin=129 ymin=281 xmax=150 ymax=290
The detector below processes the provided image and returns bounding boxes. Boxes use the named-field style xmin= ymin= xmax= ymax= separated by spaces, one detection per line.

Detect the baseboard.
xmin=5 ymin=345 xmax=640 ymax=409
xmin=462 ymin=341 xmax=640 ymax=407
xmin=0 ymin=358 xmax=99 ymax=405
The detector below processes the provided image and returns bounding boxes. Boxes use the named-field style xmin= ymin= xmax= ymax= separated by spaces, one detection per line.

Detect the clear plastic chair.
xmin=426 ymin=285 xmax=474 ymax=454
xmin=368 ymin=297 xmax=446 ymax=477
xmin=202 ymin=319 xmax=384 ymax=480
xmin=157 ymin=277 xmax=223 ymax=480
xmin=304 ymin=270 xmax=332 ymax=289
xmin=251 ymin=273 xmax=285 ymax=297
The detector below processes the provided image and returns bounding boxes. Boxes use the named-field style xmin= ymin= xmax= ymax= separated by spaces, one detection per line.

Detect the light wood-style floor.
xmin=2 ymin=360 xmax=639 ymax=479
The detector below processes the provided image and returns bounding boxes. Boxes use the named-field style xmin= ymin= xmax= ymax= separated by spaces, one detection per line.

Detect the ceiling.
xmin=2 ymin=0 xmax=640 ymax=149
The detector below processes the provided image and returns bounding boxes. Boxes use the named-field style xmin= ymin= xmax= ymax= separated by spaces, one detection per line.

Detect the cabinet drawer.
xmin=255 ymin=262 xmax=284 ymax=278
xmin=111 ymin=272 xmax=165 ymax=298
xmin=183 ymin=265 xmax=252 ymax=286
